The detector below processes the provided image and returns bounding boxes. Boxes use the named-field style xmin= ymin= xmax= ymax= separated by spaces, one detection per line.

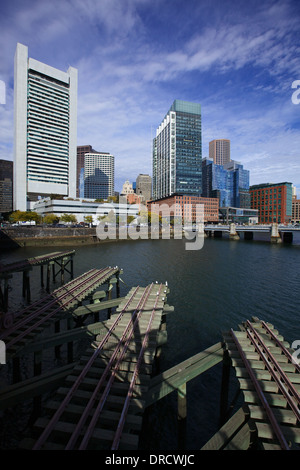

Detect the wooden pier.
xmin=0 ymin=250 xmax=75 ymax=313
xmin=19 ymin=283 xmax=169 ymax=450
xmin=203 ymin=317 xmax=300 ymax=450
xmin=0 ymin=267 xmax=120 ymax=352
xmin=0 ymin=259 xmax=299 ymax=453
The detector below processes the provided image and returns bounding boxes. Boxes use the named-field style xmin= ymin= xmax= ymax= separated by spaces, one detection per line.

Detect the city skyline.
xmin=0 ymin=0 xmax=300 ymax=195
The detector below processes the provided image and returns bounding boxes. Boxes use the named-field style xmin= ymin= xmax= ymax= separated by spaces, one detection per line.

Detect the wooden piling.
xmin=177 ymin=383 xmax=187 ymax=449
xmin=22 ymin=270 xmax=31 ymax=303
xmin=40 ymin=265 xmax=44 ymax=287
xmin=219 ymin=348 xmax=231 ymax=426
xmin=33 ymin=350 xmax=43 ymax=419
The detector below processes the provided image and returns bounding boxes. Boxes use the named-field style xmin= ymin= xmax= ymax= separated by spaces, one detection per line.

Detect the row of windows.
xmin=28 ymin=91 xmax=69 ymax=111
xmin=28 ymin=80 xmax=69 ymax=99
xmin=251 ymin=188 xmax=282 ymax=196
xmin=28 ymin=107 xmax=69 ymax=121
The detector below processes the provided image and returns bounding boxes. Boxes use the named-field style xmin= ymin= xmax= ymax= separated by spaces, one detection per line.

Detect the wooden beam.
xmin=177 ymin=382 xmax=187 ymax=449
xmin=73 ymin=296 xmax=126 ymax=317
xmin=201 ymin=405 xmax=249 ymax=450
xmin=14 ymin=322 xmax=106 ymax=355
xmin=0 ymin=363 xmax=75 ymax=410
xmin=146 ymin=342 xmax=223 ymax=406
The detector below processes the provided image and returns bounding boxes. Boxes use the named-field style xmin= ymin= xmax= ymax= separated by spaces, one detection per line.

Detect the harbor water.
xmin=0 ymin=235 xmax=299 ymax=449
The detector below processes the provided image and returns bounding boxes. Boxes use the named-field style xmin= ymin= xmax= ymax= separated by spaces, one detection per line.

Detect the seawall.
xmin=0 ymin=226 xmax=103 ymax=249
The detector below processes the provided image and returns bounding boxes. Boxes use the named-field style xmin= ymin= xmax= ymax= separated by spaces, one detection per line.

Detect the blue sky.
xmin=0 ymin=0 xmax=300 ymax=194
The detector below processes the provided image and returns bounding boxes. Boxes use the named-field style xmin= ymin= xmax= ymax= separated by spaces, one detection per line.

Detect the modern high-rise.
xmin=136 ymin=174 xmax=152 ymax=201
xmin=209 ymin=139 xmax=230 ymax=165
xmin=152 ymin=100 xmax=202 ymax=200
xmin=84 ymin=152 xmax=114 ymax=200
xmin=13 ymin=43 xmax=78 ymax=211
xmin=202 ymin=158 xmax=250 ymax=208
xmin=0 ymin=160 xmax=13 ymax=213
xmin=77 ymin=145 xmax=98 ymax=197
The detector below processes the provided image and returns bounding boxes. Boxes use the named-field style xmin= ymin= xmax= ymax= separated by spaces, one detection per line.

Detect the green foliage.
xmin=43 ymin=214 xmax=60 ymax=225
xmin=127 ymin=215 xmax=135 ymax=224
xmin=60 ymin=213 xmax=77 ymax=223
xmin=9 ymin=210 xmax=41 ymax=223
xmin=107 ymin=195 xmax=118 ymax=203
xmin=138 ymin=210 xmax=162 ymax=224
xmin=49 ymin=194 xmax=64 ymax=200
xmin=84 ymin=215 xmax=93 ymax=224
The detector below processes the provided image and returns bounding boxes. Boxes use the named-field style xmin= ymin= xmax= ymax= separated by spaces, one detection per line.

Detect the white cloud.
xmin=0 ymin=0 xmax=299 ymax=193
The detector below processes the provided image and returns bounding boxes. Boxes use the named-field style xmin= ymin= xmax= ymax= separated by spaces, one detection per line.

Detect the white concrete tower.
xmin=13 ymin=43 xmax=77 ymax=210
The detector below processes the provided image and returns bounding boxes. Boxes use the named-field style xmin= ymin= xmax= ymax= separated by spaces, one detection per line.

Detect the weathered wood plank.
xmin=0 ymin=363 xmax=75 ymax=410
xmin=201 ymin=406 xmax=249 ymax=450
xmin=248 ymin=404 xmax=297 ymax=425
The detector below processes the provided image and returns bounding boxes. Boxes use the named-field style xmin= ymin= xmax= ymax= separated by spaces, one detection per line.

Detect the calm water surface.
xmin=1 ymin=236 xmax=299 ymax=449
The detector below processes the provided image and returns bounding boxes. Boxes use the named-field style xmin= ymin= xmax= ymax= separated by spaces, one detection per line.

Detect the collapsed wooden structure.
xmin=0 ymin=251 xmax=299 ymax=450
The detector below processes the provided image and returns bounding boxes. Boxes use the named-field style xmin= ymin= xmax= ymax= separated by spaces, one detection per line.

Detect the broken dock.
xmin=0 ymin=253 xmax=299 ymax=450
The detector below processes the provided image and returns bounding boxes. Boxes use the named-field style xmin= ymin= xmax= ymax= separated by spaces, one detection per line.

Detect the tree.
xmin=9 ymin=210 xmax=41 ymax=224
xmin=107 ymin=195 xmax=118 ymax=203
xmin=60 ymin=213 xmax=77 ymax=224
xmin=138 ymin=210 xmax=162 ymax=225
xmin=9 ymin=210 xmax=22 ymax=223
xmin=127 ymin=215 xmax=136 ymax=224
xmin=43 ymin=214 xmax=60 ymax=225
xmin=25 ymin=211 xmax=41 ymax=223
xmin=84 ymin=215 xmax=93 ymax=225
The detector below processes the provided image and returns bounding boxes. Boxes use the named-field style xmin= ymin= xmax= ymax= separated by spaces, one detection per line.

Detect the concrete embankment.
xmin=0 ymin=226 xmax=104 ymax=249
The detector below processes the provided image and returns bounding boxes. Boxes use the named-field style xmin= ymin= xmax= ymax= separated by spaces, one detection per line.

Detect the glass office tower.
xmin=202 ymin=158 xmax=250 ymax=208
xmin=152 ymin=100 xmax=202 ymax=200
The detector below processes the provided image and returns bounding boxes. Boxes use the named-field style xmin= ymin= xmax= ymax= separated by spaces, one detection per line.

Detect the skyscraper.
xmin=209 ymin=139 xmax=230 ymax=165
xmin=136 ymin=174 xmax=152 ymax=201
xmin=152 ymin=100 xmax=202 ymax=200
xmin=13 ymin=43 xmax=77 ymax=211
xmin=77 ymin=145 xmax=98 ymax=197
xmin=0 ymin=160 xmax=13 ymax=213
xmin=202 ymin=158 xmax=250 ymax=208
xmin=84 ymin=152 xmax=114 ymax=200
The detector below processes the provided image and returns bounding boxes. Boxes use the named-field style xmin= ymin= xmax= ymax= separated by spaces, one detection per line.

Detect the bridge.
xmin=203 ymin=223 xmax=300 ymax=243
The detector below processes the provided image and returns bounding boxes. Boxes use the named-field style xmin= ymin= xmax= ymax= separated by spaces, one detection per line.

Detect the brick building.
xmin=250 ymin=182 xmax=292 ymax=224
xmin=292 ymin=195 xmax=300 ymax=223
xmin=148 ymin=194 xmax=219 ymax=223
